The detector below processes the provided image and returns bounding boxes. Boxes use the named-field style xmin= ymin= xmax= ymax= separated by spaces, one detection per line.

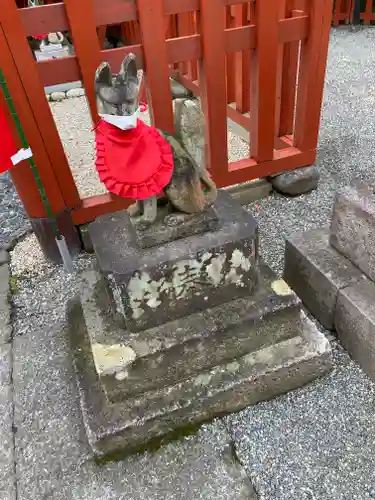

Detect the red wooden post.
xmin=198 ymin=0 xmax=228 ymax=184
xmin=274 ymin=0 xmax=287 ymax=139
xmin=189 ymin=12 xmax=198 ymax=82
xmin=250 ymin=0 xmax=279 ymax=162
xmin=279 ymin=5 xmax=302 ymax=137
xmin=364 ymin=0 xmax=372 ymax=24
xmin=97 ymin=25 xmax=107 ymax=49
xmin=178 ymin=12 xmax=192 ymax=75
xmin=226 ymin=6 xmax=236 ymax=105
xmin=64 ymin=0 xmax=102 ymax=123
xmin=235 ymin=3 xmax=251 ymax=114
xmin=0 ymin=86 xmax=47 ymax=218
xmin=294 ymin=0 xmax=333 ymax=151
xmin=137 ymin=0 xmax=174 ymax=133
xmin=0 ymin=0 xmax=81 ymax=211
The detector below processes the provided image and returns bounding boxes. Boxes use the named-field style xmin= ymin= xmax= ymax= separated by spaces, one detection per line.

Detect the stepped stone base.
xmin=68 ymin=262 xmax=332 ymax=458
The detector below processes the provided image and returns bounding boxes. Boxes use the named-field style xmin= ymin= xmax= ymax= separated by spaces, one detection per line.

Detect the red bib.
xmin=0 ymin=102 xmax=17 ymax=174
xmin=95 ymin=119 xmax=173 ymax=200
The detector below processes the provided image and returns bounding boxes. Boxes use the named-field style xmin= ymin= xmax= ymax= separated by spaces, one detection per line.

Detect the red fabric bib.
xmin=0 ymin=102 xmax=17 ymax=174
xmin=95 ymin=119 xmax=173 ymax=200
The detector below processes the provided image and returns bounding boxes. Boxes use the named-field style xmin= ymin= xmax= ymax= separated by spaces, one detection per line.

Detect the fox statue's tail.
xmin=160 ymin=131 xmax=217 ymax=214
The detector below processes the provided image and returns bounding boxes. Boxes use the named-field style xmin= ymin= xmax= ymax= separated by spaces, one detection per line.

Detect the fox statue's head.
xmin=94 ymin=53 xmax=139 ymax=117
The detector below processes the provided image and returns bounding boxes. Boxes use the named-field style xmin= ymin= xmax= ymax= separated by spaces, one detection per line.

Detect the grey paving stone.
xmin=0 ymin=344 xmax=15 ymax=500
xmin=335 ymin=279 xmax=375 ymax=381
xmin=0 ymin=265 xmax=12 ymax=344
xmin=0 ymin=249 xmax=10 ymax=265
xmin=40 ymin=424 xmax=256 ymax=500
xmin=13 ymin=324 xmax=93 ymax=497
xmin=284 ymin=227 xmax=367 ymax=329
xmin=0 ymin=384 xmax=16 ymax=500
xmin=0 ymin=343 xmax=12 ymax=386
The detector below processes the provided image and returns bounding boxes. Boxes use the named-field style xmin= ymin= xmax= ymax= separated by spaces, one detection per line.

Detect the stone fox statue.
xmin=94 ymin=53 xmax=217 ymax=225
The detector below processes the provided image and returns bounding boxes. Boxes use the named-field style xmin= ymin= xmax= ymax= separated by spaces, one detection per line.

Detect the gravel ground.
xmin=0 ymin=173 xmax=29 ymax=250
xmin=226 ymin=343 xmax=375 ymax=500
xmin=6 ymin=26 xmax=375 ymax=500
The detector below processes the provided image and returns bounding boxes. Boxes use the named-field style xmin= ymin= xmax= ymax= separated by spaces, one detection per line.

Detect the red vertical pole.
xmin=198 ymin=0 xmax=228 ymax=184
xmin=65 ymin=0 xmax=102 ymax=123
xmin=235 ymin=3 xmax=251 ymax=114
xmin=279 ymin=5 xmax=302 ymax=137
xmin=137 ymin=0 xmax=174 ymax=133
xmin=294 ymin=0 xmax=333 ymax=151
xmin=250 ymin=0 xmax=279 ymax=162
xmin=226 ymin=6 xmax=236 ymax=105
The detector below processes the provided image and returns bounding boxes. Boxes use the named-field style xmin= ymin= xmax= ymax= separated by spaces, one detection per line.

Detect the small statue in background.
xmin=94 ymin=54 xmax=217 ymax=226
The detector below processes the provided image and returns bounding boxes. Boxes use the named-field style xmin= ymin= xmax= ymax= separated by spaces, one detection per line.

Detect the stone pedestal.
xmin=284 ymin=180 xmax=375 ymax=381
xmin=68 ymin=192 xmax=332 ymax=457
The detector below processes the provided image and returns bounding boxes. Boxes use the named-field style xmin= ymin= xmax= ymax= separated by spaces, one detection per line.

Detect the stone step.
xmin=284 ymin=227 xmax=367 ymax=330
xmin=89 ymin=192 xmax=259 ymax=332
xmin=330 ymin=180 xmax=375 ymax=282
xmin=335 ymin=280 xmax=375 ymax=381
xmin=70 ymin=261 xmax=302 ymax=402
xmin=69 ymin=310 xmax=332 ymax=458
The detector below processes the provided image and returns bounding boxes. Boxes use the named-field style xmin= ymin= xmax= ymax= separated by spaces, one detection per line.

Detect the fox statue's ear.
xmin=95 ymin=61 xmax=113 ymax=87
xmin=95 ymin=61 xmax=122 ymax=104
xmin=119 ymin=53 xmax=138 ymax=84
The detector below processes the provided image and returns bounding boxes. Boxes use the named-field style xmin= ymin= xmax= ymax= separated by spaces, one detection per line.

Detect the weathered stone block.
xmin=225 ymin=179 xmax=273 ymax=205
xmin=269 ymin=166 xmax=320 ymax=196
xmin=132 ymin=206 xmax=220 ymax=249
xmin=330 ymin=180 xmax=375 ymax=281
xmin=170 ymin=79 xmax=193 ymax=99
xmin=69 ymin=262 xmax=302 ymax=402
xmin=284 ymin=227 xmax=366 ymax=329
xmin=70 ymin=309 xmax=331 ymax=457
xmin=89 ymin=193 xmax=259 ymax=332
xmin=335 ymin=280 xmax=375 ymax=380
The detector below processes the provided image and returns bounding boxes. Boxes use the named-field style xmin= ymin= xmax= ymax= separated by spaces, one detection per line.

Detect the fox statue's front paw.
xmin=128 ymin=196 xmax=158 ymax=227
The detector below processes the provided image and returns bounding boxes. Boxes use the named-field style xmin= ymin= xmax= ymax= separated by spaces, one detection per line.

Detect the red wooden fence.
xmin=333 ymin=0 xmax=375 ymax=25
xmin=0 ymin=0 xmax=333 ymax=228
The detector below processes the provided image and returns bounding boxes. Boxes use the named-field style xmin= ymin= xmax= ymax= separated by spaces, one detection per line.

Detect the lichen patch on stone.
xmin=92 ymin=342 xmax=136 ymax=377
xmin=271 ymin=279 xmax=293 ymax=296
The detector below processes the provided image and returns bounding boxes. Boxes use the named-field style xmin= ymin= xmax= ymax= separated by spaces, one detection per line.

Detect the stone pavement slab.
xmin=0 ymin=258 xmax=16 ymax=500
xmin=42 ymin=424 xmax=257 ymax=500
xmin=13 ymin=323 xmax=93 ymax=499
xmin=0 ymin=264 xmax=12 ymax=344
xmin=0 ymin=343 xmax=15 ymax=500
xmin=12 ymin=316 xmax=257 ymax=500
